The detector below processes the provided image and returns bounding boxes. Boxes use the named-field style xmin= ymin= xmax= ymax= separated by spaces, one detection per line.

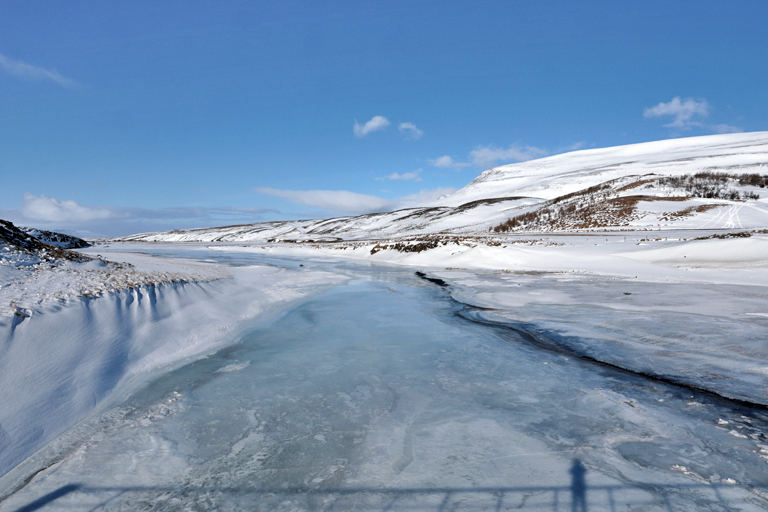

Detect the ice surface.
xmin=0 ymin=250 xmax=346 ymax=477
xmin=199 ymin=231 xmax=768 ymax=406
xmin=2 ymin=271 xmax=768 ymax=511
xmin=442 ymin=270 xmax=768 ymax=405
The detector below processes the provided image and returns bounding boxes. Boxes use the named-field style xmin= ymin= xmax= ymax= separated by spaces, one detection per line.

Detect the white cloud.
xmin=429 ymin=155 xmax=470 ymax=169
xmin=469 ymin=144 xmax=548 ymax=168
xmin=256 ymin=186 xmax=459 ymax=214
xmin=643 ymin=97 xmax=709 ymax=129
xmin=430 ymin=155 xmax=455 ymax=168
xmin=711 ymin=123 xmax=743 ymax=134
xmin=257 ymin=187 xmax=395 ymax=213
xmin=398 ymin=122 xmax=423 ymax=140
xmin=1 ymin=193 xmax=276 ymax=237
xmin=353 ymin=115 xmax=390 ymax=137
xmin=377 ymin=169 xmax=422 ymax=182
xmin=559 ymin=141 xmax=586 ymax=152
xmin=430 ymin=144 xmax=547 ymax=170
xmin=643 ymin=97 xmax=744 ymax=133
xmin=396 ymin=187 xmax=458 ymax=207
xmin=0 ymin=52 xmax=78 ymax=88
xmin=2 ymin=187 xmax=464 ymax=237
xmin=21 ymin=193 xmax=115 ymax=223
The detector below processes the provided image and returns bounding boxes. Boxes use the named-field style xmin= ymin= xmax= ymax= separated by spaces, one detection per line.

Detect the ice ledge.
xmin=0 ymin=259 xmax=346 ymax=478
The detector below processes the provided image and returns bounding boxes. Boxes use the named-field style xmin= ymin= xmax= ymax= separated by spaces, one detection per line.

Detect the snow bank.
xmin=439 ymin=269 xmax=768 ymax=405
xmin=618 ymin=237 xmax=768 ymax=267
xmin=0 ymin=254 xmax=346 ymax=477
xmin=210 ymin=232 xmax=768 ymax=284
xmin=1 ymin=252 xmax=226 ymax=321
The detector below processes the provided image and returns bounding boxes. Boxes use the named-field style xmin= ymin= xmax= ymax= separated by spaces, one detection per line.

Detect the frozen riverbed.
xmin=2 ymin=250 xmax=768 ymax=511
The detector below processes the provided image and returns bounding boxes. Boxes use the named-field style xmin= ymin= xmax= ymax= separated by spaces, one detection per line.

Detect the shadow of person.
xmin=570 ymin=458 xmax=587 ymax=512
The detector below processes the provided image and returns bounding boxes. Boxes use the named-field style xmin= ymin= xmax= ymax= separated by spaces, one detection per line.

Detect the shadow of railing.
xmin=11 ymin=480 xmax=768 ymax=512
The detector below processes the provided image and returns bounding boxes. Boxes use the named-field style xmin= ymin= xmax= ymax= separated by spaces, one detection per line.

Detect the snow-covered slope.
xmin=0 ymin=220 xmax=89 ymax=262
xmin=114 ymin=132 xmax=768 ymax=243
xmin=436 ymin=131 xmax=768 ymax=206
xmin=20 ymin=227 xmax=89 ymax=249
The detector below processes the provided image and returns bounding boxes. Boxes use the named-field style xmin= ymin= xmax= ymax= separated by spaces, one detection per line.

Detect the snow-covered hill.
xmin=114 ymin=132 xmax=768 ymax=243
xmin=0 ymin=219 xmax=90 ymax=266
xmin=435 ymin=131 xmax=768 ymax=206
xmin=19 ymin=227 xmax=90 ymax=249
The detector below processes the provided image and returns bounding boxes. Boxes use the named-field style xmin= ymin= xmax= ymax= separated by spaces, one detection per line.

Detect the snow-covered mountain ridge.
xmin=113 ymin=132 xmax=768 ymax=243
xmin=442 ymin=131 xmax=768 ymax=205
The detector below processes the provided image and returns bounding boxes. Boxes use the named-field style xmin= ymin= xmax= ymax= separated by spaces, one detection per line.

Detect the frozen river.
xmin=2 ymin=251 xmax=768 ymax=511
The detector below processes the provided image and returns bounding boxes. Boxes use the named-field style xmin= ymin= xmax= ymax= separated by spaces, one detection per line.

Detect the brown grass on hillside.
xmin=658 ymin=204 xmax=722 ymax=222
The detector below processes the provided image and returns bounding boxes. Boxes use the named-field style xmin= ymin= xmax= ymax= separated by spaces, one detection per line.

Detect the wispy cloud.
xmin=643 ymin=97 xmax=709 ymax=129
xmin=256 ymin=186 xmax=458 ymax=214
xmin=0 ymin=52 xmax=78 ymax=88
xmin=429 ymin=155 xmax=470 ymax=169
xmin=397 ymin=187 xmax=457 ymax=207
xmin=353 ymin=115 xmax=390 ymax=137
xmin=468 ymin=144 xmax=548 ymax=168
xmin=376 ymin=169 xmax=422 ymax=182
xmin=1 ymin=193 xmax=276 ymax=237
xmin=643 ymin=97 xmax=743 ymax=133
xmin=430 ymin=155 xmax=455 ymax=168
xmin=21 ymin=193 xmax=113 ymax=222
xmin=257 ymin=187 xmax=394 ymax=213
xmin=398 ymin=122 xmax=423 ymax=140
xmin=430 ymin=144 xmax=547 ymax=170
xmin=710 ymin=124 xmax=743 ymax=134
xmin=558 ymin=141 xmax=586 ymax=152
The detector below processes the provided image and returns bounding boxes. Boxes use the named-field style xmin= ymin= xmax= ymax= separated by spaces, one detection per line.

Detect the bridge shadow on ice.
xmin=11 ymin=460 xmax=766 ymax=511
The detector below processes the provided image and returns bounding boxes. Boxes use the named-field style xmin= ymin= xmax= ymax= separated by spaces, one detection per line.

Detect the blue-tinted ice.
xmin=2 ymin=263 xmax=768 ymax=511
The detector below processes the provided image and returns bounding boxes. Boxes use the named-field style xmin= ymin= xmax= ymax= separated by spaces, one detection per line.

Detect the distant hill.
xmin=0 ymin=220 xmax=90 ymax=262
xmin=113 ymin=132 xmax=768 ymax=243
xmin=19 ymin=227 xmax=90 ymax=249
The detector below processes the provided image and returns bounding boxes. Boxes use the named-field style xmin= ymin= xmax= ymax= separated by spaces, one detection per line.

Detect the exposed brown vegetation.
xmin=656 ymin=172 xmax=765 ymax=200
xmin=491 ymin=184 xmax=647 ymax=233
xmin=658 ymin=204 xmax=722 ymax=222
xmin=454 ymin=196 xmax=526 ymax=213
xmin=694 ymin=231 xmax=753 ymax=240
xmin=614 ymin=178 xmax=658 ymax=192
xmin=491 ymin=170 xmax=764 ymax=233
xmin=366 ymin=234 xmax=557 ymax=255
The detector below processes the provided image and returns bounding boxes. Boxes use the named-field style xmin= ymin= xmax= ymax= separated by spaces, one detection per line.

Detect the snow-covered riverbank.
xmin=196 ymin=231 xmax=768 ymax=405
xmin=3 ymin=264 xmax=768 ymax=512
xmin=0 ymin=249 xmax=346 ymax=477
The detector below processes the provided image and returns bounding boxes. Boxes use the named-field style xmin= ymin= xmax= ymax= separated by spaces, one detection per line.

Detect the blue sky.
xmin=1 ymin=0 xmax=766 ymax=236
